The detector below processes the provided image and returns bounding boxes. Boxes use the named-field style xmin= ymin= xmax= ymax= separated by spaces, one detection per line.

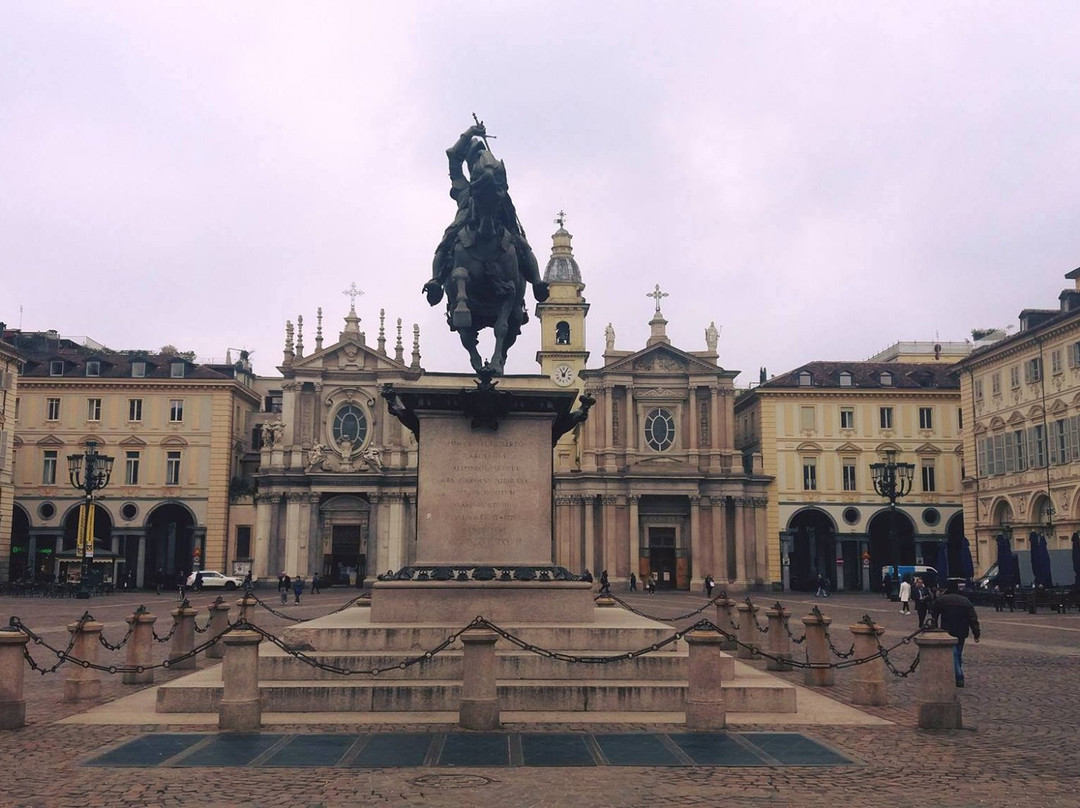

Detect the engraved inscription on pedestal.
xmin=417 ymin=413 xmax=552 ymax=566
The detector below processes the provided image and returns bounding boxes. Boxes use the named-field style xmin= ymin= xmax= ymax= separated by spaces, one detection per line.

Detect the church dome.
xmin=543 ymin=225 xmax=582 ymax=284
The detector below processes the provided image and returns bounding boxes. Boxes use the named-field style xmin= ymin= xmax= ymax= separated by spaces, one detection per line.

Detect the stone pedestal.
xmin=234 ymin=594 xmax=260 ymax=631
xmin=765 ymin=606 xmax=793 ymax=671
xmin=714 ymin=598 xmax=737 ymax=651
xmin=685 ymin=630 xmax=726 ymax=729
xmin=219 ymin=630 xmax=262 ymax=732
xmin=916 ymin=631 xmax=962 ymax=729
xmin=735 ymin=602 xmax=760 ymax=660
xmin=122 ymin=611 xmax=157 ymax=685
xmin=801 ymin=613 xmax=835 ymax=687
xmin=849 ymin=622 xmax=888 ymax=706
xmin=168 ymin=606 xmax=199 ymax=670
xmin=63 ymin=619 xmax=103 ymax=702
xmin=0 ymin=630 xmax=30 ymax=729
xmin=459 ymin=629 xmax=500 ymax=730
xmin=205 ymin=599 xmax=231 ymax=660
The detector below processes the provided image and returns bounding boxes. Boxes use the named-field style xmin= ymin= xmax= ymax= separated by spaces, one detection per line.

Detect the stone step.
xmin=256 ymin=647 xmax=722 ymax=681
xmin=155 ymin=672 xmax=795 ymax=715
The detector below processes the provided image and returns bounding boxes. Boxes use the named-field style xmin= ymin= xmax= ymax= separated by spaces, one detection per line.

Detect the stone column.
xmin=915 ymin=631 xmax=962 ymax=729
xmin=122 ymin=610 xmax=157 ymax=685
xmin=601 ymin=495 xmax=618 ymax=576
xmin=849 ymin=622 xmax=888 ymax=706
xmin=583 ymin=496 xmax=596 ymax=575
xmin=765 ymin=605 xmax=793 ymax=671
xmin=685 ymin=630 xmax=726 ymax=729
xmin=628 ymin=494 xmax=640 ymax=584
xmin=205 ymin=599 xmax=232 ymax=660
xmin=63 ymin=618 xmax=103 ymax=701
xmin=168 ymin=604 xmax=199 ymax=670
xmin=735 ymin=601 xmax=760 ymax=660
xmin=0 ymin=629 xmax=30 ymax=729
xmin=732 ymin=498 xmax=747 ymax=585
xmin=459 ymin=629 xmax=500 ymax=730
xmin=801 ymin=613 xmax=835 ymax=687
xmin=714 ymin=597 xmax=737 ymax=651
xmin=689 ymin=495 xmax=702 ymax=589
xmin=283 ymin=493 xmax=303 ymax=576
xmin=709 ymin=386 xmax=721 ymax=469
xmin=753 ymin=497 xmax=768 ymax=587
xmin=219 ymin=630 xmax=262 ymax=732
xmin=253 ymin=494 xmax=273 ymax=580
xmin=712 ymin=497 xmax=729 ymax=583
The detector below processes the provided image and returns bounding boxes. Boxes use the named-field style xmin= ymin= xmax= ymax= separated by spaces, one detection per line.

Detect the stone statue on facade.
xmin=422 ymin=117 xmax=549 ymax=375
xmin=605 ymin=323 xmax=616 ymax=352
xmin=705 ymin=321 xmax=720 ymax=352
xmin=261 ymin=420 xmax=285 ymax=449
xmin=305 ymin=442 xmax=327 ymax=471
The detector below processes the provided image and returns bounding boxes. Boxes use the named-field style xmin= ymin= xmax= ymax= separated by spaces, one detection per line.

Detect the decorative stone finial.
xmin=315 ymin=307 xmax=324 ymax=351
xmin=411 ymin=324 xmax=421 ymax=369
xmin=378 ymin=309 xmax=387 ymax=355
xmin=296 ymin=314 xmax=304 ymax=358
xmin=395 ymin=318 xmax=404 ymax=363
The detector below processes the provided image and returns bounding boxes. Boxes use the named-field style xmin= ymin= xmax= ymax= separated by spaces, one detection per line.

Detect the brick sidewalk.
xmin=1 ymin=588 xmax=1078 ymax=807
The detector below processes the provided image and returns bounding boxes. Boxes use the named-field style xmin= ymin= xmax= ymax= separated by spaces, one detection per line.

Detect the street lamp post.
xmin=67 ymin=440 xmax=114 ymax=599
xmin=870 ymin=449 xmax=915 ymax=599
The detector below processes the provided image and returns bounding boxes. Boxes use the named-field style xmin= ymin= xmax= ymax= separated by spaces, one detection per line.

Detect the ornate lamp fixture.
xmin=66 ymin=440 xmax=114 ymax=598
xmin=869 ymin=449 xmax=915 ymax=597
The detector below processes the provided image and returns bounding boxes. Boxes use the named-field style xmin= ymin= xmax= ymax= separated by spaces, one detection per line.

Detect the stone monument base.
xmin=371 ymin=580 xmax=594 ymax=624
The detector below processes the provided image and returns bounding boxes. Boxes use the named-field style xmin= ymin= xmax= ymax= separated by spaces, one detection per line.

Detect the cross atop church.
xmin=554 ymin=209 xmax=567 ymax=229
xmin=647 ymin=284 xmax=668 ymax=312
xmin=342 ymin=282 xmax=364 ymax=310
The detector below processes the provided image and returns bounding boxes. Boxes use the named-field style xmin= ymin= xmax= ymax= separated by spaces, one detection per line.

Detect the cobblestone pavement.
xmin=0 ymin=586 xmax=1078 ymax=807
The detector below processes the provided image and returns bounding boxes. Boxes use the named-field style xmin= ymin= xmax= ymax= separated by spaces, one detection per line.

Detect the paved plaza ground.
xmin=0 ymin=585 xmax=1077 ymax=807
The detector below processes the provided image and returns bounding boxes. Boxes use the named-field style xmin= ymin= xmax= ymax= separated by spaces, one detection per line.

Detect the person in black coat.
xmin=931 ymin=579 xmax=981 ymax=687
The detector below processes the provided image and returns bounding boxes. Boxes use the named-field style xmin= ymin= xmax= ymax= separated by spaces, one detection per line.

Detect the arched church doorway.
xmin=868 ymin=509 xmax=915 ymax=591
xmin=786 ymin=508 xmax=836 ymax=591
xmin=144 ymin=503 xmax=196 ymax=583
xmin=320 ymin=495 xmax=370 ymax=586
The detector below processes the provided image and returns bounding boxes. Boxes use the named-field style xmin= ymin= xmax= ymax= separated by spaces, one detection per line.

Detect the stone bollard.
xmin=915 ymin=631 xmax=962 ymax=729
xmin=63 ymin=617 xmax=104 ymax=701
xmin=459 ymin=628 xmax=500 ymax=730
xmin=168 ymin=604 xmax=199 ymax=670
xmin=122 ymin=609 xmax=157 ymax=685
xmin=205 ymin=599 xmax=231 ymax=660
xmin=234 ymin=593 xmax=260 ymax=631
xmin=684 ymin=630 xmax=726 ymax=729
xmin=219 ymin=630 xmax=262 ymax=732
xmin=765 ymin=606 xmax=793 ymax=672
xmin=735 ymin=602 xmax=760 ymax=660
xmin=714 ymin=597 xmax=737 ymax=651
xmin=849 ymin=622 xmax=888 ymax=706
xmin=801 ymin=612 xmax=835 ymax=687
xmin=0 ymin=629 xmax=31 ymax=729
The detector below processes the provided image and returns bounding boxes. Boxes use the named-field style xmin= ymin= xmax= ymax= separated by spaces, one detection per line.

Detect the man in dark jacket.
xmin=931 ymin=578 xmax=981 ymax=687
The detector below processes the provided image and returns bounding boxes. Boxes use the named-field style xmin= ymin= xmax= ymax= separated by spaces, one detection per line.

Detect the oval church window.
xmin=332 ymin=404 xmax=368 ymax=446
xmin=644 ymin=408 xmax=676 ymax=452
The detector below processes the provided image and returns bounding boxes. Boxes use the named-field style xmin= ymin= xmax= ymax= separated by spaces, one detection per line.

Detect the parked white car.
xmin=185 ymin=570 xmax=245 ymax=590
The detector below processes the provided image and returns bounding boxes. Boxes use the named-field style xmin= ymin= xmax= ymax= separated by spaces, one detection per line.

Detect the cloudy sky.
xmin=3 ymin=2 xmax=1079 ymax=382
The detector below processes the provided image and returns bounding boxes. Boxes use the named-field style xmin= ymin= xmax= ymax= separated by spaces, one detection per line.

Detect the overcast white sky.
xmin=3 ymin=2 xmax=1079 ymax=381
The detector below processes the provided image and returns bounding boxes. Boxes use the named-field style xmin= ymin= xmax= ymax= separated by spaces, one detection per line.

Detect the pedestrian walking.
xmin=279 ymin=572 xmax=290 ymax=605
xmin=292 ymin=575 xmax=304 ymax=605
xmin=599 ymin=570 xmax=611 ymax=596
xmin=705 ymin=574 xmax=714 ymax=598
xmin=177 ymin=570 xmax=187 ymax=601
xmin=242 ymin=570 xmax=252 ymax=590
xmin=629 ymin=572 xmax=637 ymax=591
xmin=815 ymin=574 xmax=830 ymax=598
xmin=899 ymin=576 xmax=912 ymax=614
xmin=155 ymin=568 xmax=164 ymax=595
xmin=912 ymin=576 xmax=933 ymax=626
xmin=193 ymin=571 xmax=204 ymax=593
xmin=931 ymin=578 xmax=981 ymax=687
xmin=647 ymin=573 xmax=657 ymax=594
xmin=311 ymin=572 xmax=321 ymax=594
xmin=882 ymin=572 xmax=893 ymax=599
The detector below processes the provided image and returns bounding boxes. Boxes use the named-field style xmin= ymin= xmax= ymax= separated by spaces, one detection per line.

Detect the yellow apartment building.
xmin=0 ymin=331 xmax=21 ymax=581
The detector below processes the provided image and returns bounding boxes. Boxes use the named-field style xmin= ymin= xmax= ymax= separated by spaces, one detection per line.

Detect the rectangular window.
xmin=49 ymin=360 xmax=64 ymax=376
xmin=128 ymin=398 xmax=142 ymax=422
xmin=235 ymin=525 xmax=252 ymax=559
xmin=919 ymin=407 xmax=933 ymax=430
xmin=86 ymin=360 xmax=100 ymax=377
xmin=13 ymin=397 xmax=18 ymax=422
xmin=46 ymin=397 xmax=60 ymax=421
xmin=1068 ymin=416 xmax=1080 ymax=463
xmin=165 ymin=451 xmax=181 ymax=485
xmin=1053 ymin=418 xmax=1068 ymax=464
xmin=125 ymin=450 xmax=140 ymax=485
xmin=1029 ymin=425 xmax=1047 ymax=468
xmin=1010 ymin=365 xmax=1020 ymax=388
xmin=131 ymin=361 xmax=146 ymax=378
xmin=1025 ymin=357 xmax=1042 ymax=384
xmin=842 ymin=461 xmax=857 ymax=491
xmin=1072 ymin=342 xmax=1080 ymax=368
xmin=799 ymin=406 xmax=816 ymax=430
xmin=1052 ymin=349 xmax=1063 ymax=375
xmin=42 ymin=450 xmax=57 ymax=484
xmin=976 ymin=437 xmax=987 ymax=475
xmin=1014 ymin=430 xmax=1026 ymax=471
xmin=993 ymin=434 xmax=1005 ymax=474
xmin=170 ymin=362 xmax=185 ymax=379
xmin=879 ymin=406 xmax=893 ymax=430
xmin=991 ymin=373 xmax=1001 ymax=396
xmin=974 ymin=379 xmax=983 ymax=402
xmin=840 ymin=407 xmax=854 ymax=430
xmin=169 ymin=399 xmax=184 ymax=422
xmin=86 ymin=398 xmax=102 ymax=421
xmin=958 ymin=407 xmax=963 ymax=430
xmin=802 ymin=458 xmax=817 ymax=491
xmin=921 ymin=462 xmax=936 ymax=492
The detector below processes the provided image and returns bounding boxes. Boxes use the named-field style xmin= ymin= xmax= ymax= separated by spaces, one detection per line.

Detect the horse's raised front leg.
xmin=449 ymin=267 xmax=471 ymax=329
xmin=489 ymin=297 xmax=516 ymax=375
xmin=458 ymin=328 xmax=484 ymax=374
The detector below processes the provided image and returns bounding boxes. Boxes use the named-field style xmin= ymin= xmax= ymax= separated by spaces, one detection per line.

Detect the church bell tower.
xmin=535 ymin=212 xmax=589 ymax=391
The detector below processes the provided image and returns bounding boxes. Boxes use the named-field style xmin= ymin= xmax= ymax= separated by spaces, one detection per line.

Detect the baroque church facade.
xmin=240 ymin=223 xmax=774 ymax=590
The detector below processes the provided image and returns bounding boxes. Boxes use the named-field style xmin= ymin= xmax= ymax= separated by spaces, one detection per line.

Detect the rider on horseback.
xmin=423 ymin=122 xmax=549 ymax=307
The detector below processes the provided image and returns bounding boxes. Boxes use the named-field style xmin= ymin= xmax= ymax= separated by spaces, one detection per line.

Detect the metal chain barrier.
xmin=813 ymin=606 xmax=855 ymax=658
xmin=97 ymin=605 xmax=146 ymax=651
xmin=326 ymin=593 xmax=369 ymax=615
xmin=744 ymin=597 xmax=768 ymax=633
xmin=603 ymin=591 xmax=731 ymax=623
xmin=192 ymin=597 xmax=225 ymax=633
xmin=860 ymin=614 xmax=924 ymax=678
xmin=8 ymin=613 xmax=90 ymax=675
xmin=151 ymin=600 xmax=186 ymax=642
xmin=245 ymin=590 xmax=304 ymax=623
xmin=778 ymin=602 xmax=807 ymax=644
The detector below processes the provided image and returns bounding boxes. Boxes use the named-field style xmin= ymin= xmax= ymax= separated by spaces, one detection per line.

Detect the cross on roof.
xmin=647 ymin=284 xmax=668 ymax=312
xmin=342 ymin=282 xmax=364 ymax=310
xmin=554 ymin=210 xmax=567 ymax=229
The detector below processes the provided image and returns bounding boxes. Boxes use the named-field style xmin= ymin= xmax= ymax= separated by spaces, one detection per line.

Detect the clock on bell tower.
xmin=535 ymin=212 xmax=589 ymax=392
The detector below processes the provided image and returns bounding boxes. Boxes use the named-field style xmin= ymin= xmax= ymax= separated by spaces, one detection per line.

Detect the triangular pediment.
xmin=290 ymin=334 xmax=408 ymax=374
xmin=36 ymin=434 xmax=65 ymax=447
xmin=914 ymin=442 xmax=942 ymax=455
xmin=988 ymin=416 xmax=1007 ymax=430
xmin=119 ymin=436 xmax=147 ymax=447
xmin=1049 ymin=398 xmax=1069 ymax=414
xmin=597 ymin=342 xmax=726 ymax=377
xmin=1027 ymin=405 xmax=1044 ymax=420
xmin=835 ymin=442 xmax=862 ymax=453
xmin=1006 ymin=411 xmax=1026 ymax=426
